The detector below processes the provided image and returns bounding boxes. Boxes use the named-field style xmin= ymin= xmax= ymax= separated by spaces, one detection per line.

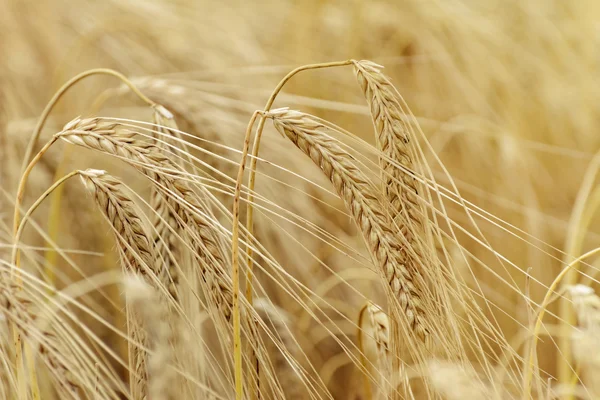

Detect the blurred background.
xmin=2 ymin=0 xmax=600 ymax=397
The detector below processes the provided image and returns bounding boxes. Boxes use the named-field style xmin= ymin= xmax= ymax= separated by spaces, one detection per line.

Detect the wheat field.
xmin=1 ymin=0 xmax=600 ymax=399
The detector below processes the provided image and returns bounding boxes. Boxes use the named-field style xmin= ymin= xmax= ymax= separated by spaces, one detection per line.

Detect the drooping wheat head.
xmin=150 ymin=105 xmax=183 ymax=302
xmin=58 ymin=118 xmax=232 ymax=322
xmin=57 ymin=118 xmax=277 ymax=397
xmin=353 ymin=60 xmax=423 ymax=230
xmin=266 ymin=108 xmax=431 ymax=343
xmin=80 ymin=168 xmax=154 ymax=399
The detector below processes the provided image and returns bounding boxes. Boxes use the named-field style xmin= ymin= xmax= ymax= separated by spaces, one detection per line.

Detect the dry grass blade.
xmin=266 ymin=108 xmax=431 ymax=342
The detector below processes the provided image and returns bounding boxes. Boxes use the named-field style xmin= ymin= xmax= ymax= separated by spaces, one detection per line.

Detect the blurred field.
xmin=2 ymin=0 xmax=600 ymax=399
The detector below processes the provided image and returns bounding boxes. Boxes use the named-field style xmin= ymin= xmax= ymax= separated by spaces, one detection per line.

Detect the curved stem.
xmin=11 ymin=169 xmax=80 ymax=400
xmin=43 ymin=145 xmax=75 ymax=289
xmin=21 ymin=68 xmax=155 ymax=177
xmin=12 ymin=170 xmax=81 ymax=271
xmin=523 ymin=245 xmax=600 ymax=399
xmin=244 ymin=60 xmax=352 ymax=305
xmin=240 ymin=61 xmax=352 ymax=398
xmin=232 ymin=110 xmax=260 ymax=400
xmin=15 ymin=69 xmax=156 ymax=248
xmin=11 ymin=68 xmax=152 ymax=400
xmin=13 ymin=137 xmax=59 ymax=271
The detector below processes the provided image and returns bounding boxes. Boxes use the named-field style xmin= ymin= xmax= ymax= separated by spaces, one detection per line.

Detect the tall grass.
xmin=2 ymin=0 xmax=600 ymax=398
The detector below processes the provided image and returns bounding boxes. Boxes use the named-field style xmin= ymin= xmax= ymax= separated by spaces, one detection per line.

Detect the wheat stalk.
xmin=266 ymin=108 xmax=430 ymax=341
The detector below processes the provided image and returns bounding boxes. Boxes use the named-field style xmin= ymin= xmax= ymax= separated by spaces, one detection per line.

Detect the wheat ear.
xmin=79 ymin=169 xmax=153 ymax=399
xmin=80 ymin=169 xmax=153 ymax=276
xmin=60 ymin=119 xmax=277 ymax=397
xmin=267 ymin=109 xmax=429 ymax=341
xmin=150 ymin=105 xmax=183 ymax=301
xmin=358 ymin=301 xmax=390 ymax=400
xmin=58 ymin=118 xmax=233 ymax=321
xmin=525 ymin=247 xmax=600 ymax=398
xmin=0 ymin=281 xmax=81 ymax=398
xmin=353 ymin=60 xmax=426 ymax=249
